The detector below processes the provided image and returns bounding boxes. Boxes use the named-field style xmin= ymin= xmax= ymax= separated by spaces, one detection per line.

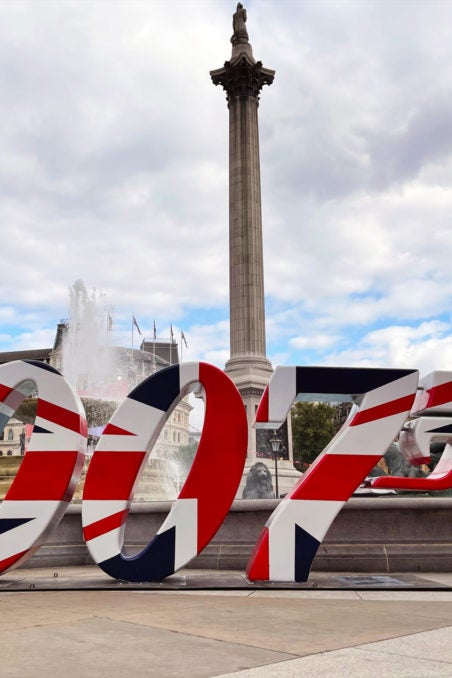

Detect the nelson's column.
xmin=211 ymin=5 xmax=281 ymax=470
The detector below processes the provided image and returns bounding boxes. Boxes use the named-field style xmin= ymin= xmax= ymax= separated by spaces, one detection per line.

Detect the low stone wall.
xmin=23 ymin=497 xmax=452 ymax=573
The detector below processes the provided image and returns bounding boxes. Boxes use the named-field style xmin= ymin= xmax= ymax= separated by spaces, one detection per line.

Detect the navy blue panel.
xmin=100 ymin=526 xmax=176 ymax=583
xmin=426 ymin=423 xmax=452 ymax=434
xmin=128 ymin=365 xmax=180 ymax=412
xmin=0 ymin=518 xmax=35 ymax=535
xmin=33 ymin=425 xmax=53 ymax=434
xmin=294 ymin=523 xmax=320 ymax=582
xmin=296 ymin=366 xmax=416 ymax=397
xmin=24 ymin=360 xmax=61 ymax=375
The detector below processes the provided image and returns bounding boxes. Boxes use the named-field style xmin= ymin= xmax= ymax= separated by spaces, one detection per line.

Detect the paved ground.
xmin=1 ymin=567 xmax=452 ymax=677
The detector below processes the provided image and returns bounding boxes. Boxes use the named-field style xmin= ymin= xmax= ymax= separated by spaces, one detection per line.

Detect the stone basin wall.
xmin=19 ymin=497 xmax=452 ymax=573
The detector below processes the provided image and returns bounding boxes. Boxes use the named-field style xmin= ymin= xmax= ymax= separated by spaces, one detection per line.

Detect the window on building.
xmin=7 ymin=429 xmax=13 ymax=441
xmin=7 ymin=450 xmax=12 ymax=456
xmin=0 ymin=431 xmax=3 ymax=440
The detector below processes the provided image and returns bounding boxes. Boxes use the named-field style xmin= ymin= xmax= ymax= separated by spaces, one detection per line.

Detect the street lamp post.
xmin=269 ymin=431 xmax=281 ymax=499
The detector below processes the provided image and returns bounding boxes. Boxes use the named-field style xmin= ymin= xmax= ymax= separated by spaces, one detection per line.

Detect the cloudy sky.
xmin=1 ymin=0 xmax=452 ymax=380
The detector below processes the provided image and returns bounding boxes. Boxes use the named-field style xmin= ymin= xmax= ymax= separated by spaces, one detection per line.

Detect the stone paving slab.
xmin=216 ymin=627 xmax=452 ymax=678
xmin=1 ymin=567 xmax=452 ymax=677
xmin=1 ymin=615 xmax=295 ymax=678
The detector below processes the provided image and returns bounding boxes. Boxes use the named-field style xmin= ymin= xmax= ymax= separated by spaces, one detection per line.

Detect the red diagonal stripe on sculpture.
xmin=37 ymin=399 xmax=87 ymax=436
xmin=83 ymin=451 xmax=146 ymax=500
xmin=5 ymin=451 xmax=81 ymax=500
xmin=291 ymin=453 xmax=382 ymax=501
xmin=83 ymin=509 xmax=128 ymax=542
xmin=350 ymin=394 xmax=414 ymax=427
xmin=426 ymin=381 xmax=452 ymax=408
xmin=255 ymin=388 xmax=269 ymax=423
xmin=0 ymin=550 xmax=28 ymax=573
xmin=0 ymin=383 xmax=14 ymax=403
xmin=246 ymin=527 xmax=270 ymax=581
xmin=103 ymin=423 xmax=136 ymax=436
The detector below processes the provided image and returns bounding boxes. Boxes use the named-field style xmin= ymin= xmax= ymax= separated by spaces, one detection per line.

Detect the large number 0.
xmin=82 ymin=362 xmax=247 ymax=582
xmin=0 ymin=360 xmax=86 ymax=574
xmin=247 ymin=366 xmax=419 ymax=582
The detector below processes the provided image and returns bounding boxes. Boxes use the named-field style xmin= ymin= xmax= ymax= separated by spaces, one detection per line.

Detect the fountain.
xmin=59 ymin=280 xmax=194 ymax=501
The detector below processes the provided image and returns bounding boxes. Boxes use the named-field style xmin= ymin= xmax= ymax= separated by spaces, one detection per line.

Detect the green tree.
xmin=291 ymin=401 xmax=336 ymax=468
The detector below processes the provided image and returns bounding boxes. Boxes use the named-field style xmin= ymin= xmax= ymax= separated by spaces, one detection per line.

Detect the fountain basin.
xmin=20 ymin=497 xmax=452 ymax=574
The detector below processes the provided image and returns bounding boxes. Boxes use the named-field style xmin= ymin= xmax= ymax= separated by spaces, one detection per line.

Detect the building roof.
xmin=0 ymin=348 xmax=52 ymax=365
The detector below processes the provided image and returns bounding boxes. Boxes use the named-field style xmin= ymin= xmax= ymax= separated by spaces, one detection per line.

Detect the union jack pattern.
xmin=0 ymin=360 xmax=87 ymax=574
xmin=248 ymin=366 xmax=419 ymax=582
xmin=372 ymin=370 xmax=452 ymax=492
xmin=82 ymin=362 xmax=247 ymax=582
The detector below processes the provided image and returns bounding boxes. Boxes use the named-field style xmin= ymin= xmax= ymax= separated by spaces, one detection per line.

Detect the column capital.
xmin=210 ymin=55 xmax=275 ymax=103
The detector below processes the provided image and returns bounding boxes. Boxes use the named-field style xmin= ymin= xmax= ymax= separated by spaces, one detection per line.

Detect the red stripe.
xmin=350 ymin=394 xmax=414 ymax=426
xmin=37 ymin=399 xmax=87 ymax=436
xmin=83 ymin=509 xmax=128 ymax=542
xmin=0 ymin=384 xmax=13 ymax=402
xmin=83 ymin=451 xmax=146 ymax=500
xmin=103 ymin=423 xmax=136 ymax=436
xmin=290 ymin=453 xmax=382 ymax=501
xmin=372 ymin=468 xmax=452 ymax=491
xmin=246 ymin=526 xmax=270 ymax=580
xmin=180 ymin=362 xmax=248 ymax=552
xmin=255 ymin=388 xmax=269 ymax=423
xmin=5 ymin=451 xmax=81 ymax=500
xmin=0 ymin=550 xmax=28 ymax=574
xmin=426 ymin=381 xmax=452 ymax=408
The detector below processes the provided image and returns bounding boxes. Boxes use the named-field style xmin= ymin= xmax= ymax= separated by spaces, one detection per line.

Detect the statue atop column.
xmin=231 ymin=3 xmax=249 ymax=46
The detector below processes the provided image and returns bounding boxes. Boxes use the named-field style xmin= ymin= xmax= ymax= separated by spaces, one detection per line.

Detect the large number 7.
xmin=247 ymin=366 xmax=418 ymax=582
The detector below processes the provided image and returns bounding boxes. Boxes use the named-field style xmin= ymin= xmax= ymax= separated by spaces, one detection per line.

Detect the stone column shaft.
xmin=229 ymin=95 xmax=266 ymax=359
xmin=211 ymin=36 xmax=274 ymax=458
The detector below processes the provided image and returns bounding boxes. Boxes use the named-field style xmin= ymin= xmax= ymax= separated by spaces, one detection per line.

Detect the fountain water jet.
xmin=60 ymin=280 xmax=194 ymax=502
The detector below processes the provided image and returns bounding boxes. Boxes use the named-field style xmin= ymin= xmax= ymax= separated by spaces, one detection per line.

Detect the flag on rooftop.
xmin=153 ymin=320 xmax=157 ymax=340
xmin=181 ymin=331 xmax=188 ymax=349
xmin=132 ymin=315 xmax=142 ymax=335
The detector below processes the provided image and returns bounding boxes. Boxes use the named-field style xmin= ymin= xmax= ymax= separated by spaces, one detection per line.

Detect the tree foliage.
xmin=291 ymin=401 xmax=337 ymax=468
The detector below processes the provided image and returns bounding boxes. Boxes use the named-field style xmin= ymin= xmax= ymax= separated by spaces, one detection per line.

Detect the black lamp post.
xmin=269 ymin=431 xmax=281 ymax=499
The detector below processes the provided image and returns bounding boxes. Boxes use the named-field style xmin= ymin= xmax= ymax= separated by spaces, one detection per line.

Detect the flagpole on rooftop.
xmin=181 ymin=330 xmax=188 ymax=363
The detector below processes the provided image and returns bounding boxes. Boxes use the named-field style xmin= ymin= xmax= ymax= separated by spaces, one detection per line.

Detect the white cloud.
xmin=0 ymin=0 xmax=451 ymax=381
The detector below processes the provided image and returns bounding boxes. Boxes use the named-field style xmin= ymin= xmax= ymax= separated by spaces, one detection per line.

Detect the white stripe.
xmin=157 ymin=498 xmax=198 ymax=569
xmin=267 ymin=366 xmax=296 ymax=425
xmin=86 ymin=527 xmax=123 ymax=563
xmin=82 ymin=500 xmax=129 ymax=527
xmin=268 ymin=499 xmax=343 ymax=581
xmin=0 ymin=500 xmax=66 ymax=561
xmin=179 ymin=362 xmax=199 ymax=391
xmin=29 ymin=417 xmax=86 ymax=451
xmin=97 ymin=398 xmax=165 ymax=451
xmin=359 ymin=372 xmax=418 ymax=410
xmin=326 ymin=412 xmax=412 ymax=456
